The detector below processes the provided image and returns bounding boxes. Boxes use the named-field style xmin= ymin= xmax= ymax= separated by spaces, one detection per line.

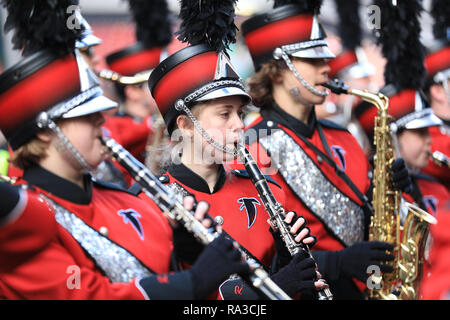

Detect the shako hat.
xmin=101 ymin=0 xmax=173 ymax=85
xmin=241 ymin=0 xmax=335 ymax=71
xmin=354 ymin=0 xmax=441 ymax=136
xmin=148 ymin=0 xmax=251 ymax=135
xmin=327 ymin=0 xmax=375 ymax=79
xmin=0 ymin=0 xmax=117 ymax=150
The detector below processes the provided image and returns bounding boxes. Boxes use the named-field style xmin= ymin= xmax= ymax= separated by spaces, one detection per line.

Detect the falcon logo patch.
xmin=237 ymin=197 xmax=261 ymax=229
xmin=331 ymin=145 xmax=347 ymax=171
xmin=117 ymin=209 xmax=145 ymax=240
xmin=423 ymin=195 xmax=438 ymax=216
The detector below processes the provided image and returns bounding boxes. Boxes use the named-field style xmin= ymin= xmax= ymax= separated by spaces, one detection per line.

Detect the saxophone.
xmin=324 ymin=79 xmax=437 ymax=300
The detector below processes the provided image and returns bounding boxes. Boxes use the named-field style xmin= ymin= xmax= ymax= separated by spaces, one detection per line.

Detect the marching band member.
xmin=238 ymin=0 xmax=411 ymax=299
xmin=134 ymin=0 xmax=324 ymax=300
xmin=0 ymin=0 xmax=251 ymax=300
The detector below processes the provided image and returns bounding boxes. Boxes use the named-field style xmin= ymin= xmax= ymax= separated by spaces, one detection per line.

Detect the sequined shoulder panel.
xmin=259 ymin=129 xmax=364 ymax=246
xmin=41 ymin=195 xmax=153 ymax=283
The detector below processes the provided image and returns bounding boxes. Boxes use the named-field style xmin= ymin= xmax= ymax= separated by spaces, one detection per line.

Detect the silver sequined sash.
xmin=41 ymin=195 xmax=153 ymax=282
xmin=259 ymin=129 xmax=364 ymax=246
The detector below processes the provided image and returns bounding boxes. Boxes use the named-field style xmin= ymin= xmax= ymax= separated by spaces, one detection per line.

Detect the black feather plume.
xmin=374 ymin=0 xmax=426 ymax=90
xmin=1 ymin=0 xmax=84 ymax=56
xmin=273 ymin=0 xmax=323 ymax=14
xmin=334 ymin=0 xmax=361 ymax=51
xmin=430 ymin=0 xmax=450 ymax=42
xmin=176 ymin=0 xmax=238 ymax=52
xmin=128 ymin=0 xmax=172 ymax=48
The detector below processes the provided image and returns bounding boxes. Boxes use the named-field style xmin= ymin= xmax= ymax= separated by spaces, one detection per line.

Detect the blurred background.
xmin=0 ymin=0 xmax=440 ymax=144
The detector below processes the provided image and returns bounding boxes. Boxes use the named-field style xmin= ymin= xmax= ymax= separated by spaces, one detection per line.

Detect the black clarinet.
xmin=101 ymin=137 xmax=292 ymax=300
xmin=236 ymin=143 xmax=334 ymax=300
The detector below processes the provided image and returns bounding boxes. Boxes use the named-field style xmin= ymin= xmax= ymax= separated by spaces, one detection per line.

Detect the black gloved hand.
xmin=190 ymin=234 xmax=251 ymax=299
xmin=391 ymin=158 xmax=413 ymax=194
xmin=270 ymin=250 xmax=317 ymax=297
xmin=270 ymin=212 xmax=316 ymax=270
xmin=172 ymin=224 xmax=205 ymax=265
xmin=339 ymin=241 xmax=394 ymax=283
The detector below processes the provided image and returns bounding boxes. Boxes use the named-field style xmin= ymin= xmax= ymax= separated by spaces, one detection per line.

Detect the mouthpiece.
xmin=323 ymin=79 xmax=350 ymax=95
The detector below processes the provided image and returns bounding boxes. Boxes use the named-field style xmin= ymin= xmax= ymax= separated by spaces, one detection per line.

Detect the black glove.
xmin=339 ymin=241 xmax=394 ymax=283
xmin=270 ymin=212 xmax=317 ymax=270
xmin=172 ymin=224 xmax=205 ymax=265
xmin=270 ymin=250 xmax=317 ymax=297
xmin=190 ymin=234 xmax=251 ymax=299
xmin=391 ymin=158 xmax=413 ymax=194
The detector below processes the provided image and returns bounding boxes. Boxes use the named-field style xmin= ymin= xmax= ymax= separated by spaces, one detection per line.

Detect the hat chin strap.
xmin=37 ymin=113 xmax=95 ymax=173
xmin=174 ymin=99 xmax=238 ymax=157
xmin=273 ymin=48 xmax=329 ymax=98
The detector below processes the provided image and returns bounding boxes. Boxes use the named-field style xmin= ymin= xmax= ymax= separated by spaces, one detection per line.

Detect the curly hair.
xmin=246 ymin=59 xmax=287 ymax=108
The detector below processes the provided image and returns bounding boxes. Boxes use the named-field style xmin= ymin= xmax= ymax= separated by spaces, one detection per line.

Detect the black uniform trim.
xmin=92 ymin=178 xmax=136 ymax=196
xmin=23 ymin=165 xmax=135 ymax=205
xmin=168 ymin=163 xmax=227 ymax=194
xmin=317 ymin=119 xmax=348 ymax=131
xmin=127 ymin=174 xmax=170 ymax=196
xmin=138 ymin=270 xmax=195 ymax=300
xmin=413 ymin=172 xmax=439 ymax=183
xmin=230 ymin=169 xmax=282 ymax=189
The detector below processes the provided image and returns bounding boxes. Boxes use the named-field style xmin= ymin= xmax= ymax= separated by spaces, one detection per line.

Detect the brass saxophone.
xmin=324 ymin=79 xmax=437 ymax=300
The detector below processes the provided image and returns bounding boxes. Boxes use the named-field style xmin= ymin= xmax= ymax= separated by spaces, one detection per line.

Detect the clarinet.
xmin=101 ymin=137 xmax=292 ymax=300
xmin=236 ymin=143 xmax=334 ymax=300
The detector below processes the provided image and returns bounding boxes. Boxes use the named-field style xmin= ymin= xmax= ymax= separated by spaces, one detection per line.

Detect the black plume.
xmin=374 ymin=0 xmax=426 ymax=90
xmin=176 ymin=0 xmax=238 ymax=52
xmin=430 ymin=0 xmax=450 ymax=42
xmin=1 ymin=0 xmax=84 ymax=56
xmin=273 ymin=0 xmax=323 ymax=14
xmin=335 ymin=0 xmax=361 ymax=51
xmin=128 ymin=0 xmax=172 ymax=48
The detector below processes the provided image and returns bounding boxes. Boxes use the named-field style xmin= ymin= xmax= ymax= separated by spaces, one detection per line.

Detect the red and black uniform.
xmin=238 ymin=104 xmax=372 ymax=299
xmin=422 ymin=122 xmax=450 ymax=191
xmin=403 ymin=172 xmax=449 ymax=297
xmin=404 ymin=173 xmax=450 ymax=218
xmin=0 ymin=165 xmax=200 ymax=300
xmin=133 ymin=163 xmax=285 ymax=299
xmin=419 ymin=199 xmax=450 ymax=300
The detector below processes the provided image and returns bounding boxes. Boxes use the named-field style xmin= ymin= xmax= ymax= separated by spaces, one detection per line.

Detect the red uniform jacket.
xmin=421 ymin=124 xmax=450 ymax=191
xmin=233 ymin=106 xmax=371 ymax=299
xmin=238 ymin=107 xmax=370 ymax=252
xmin=135 ymin=163 xmax=286 ymax=299
xmin=0 ymin=166 xmax=173 ymax=300
xmin=403 ymin=173 xmax=450 ymax=218
xmin=419 ymin=199 xmax=450 ymax=299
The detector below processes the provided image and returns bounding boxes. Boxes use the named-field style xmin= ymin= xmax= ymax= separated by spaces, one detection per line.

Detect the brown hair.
xmin=247 ymin=59 xmax=287 ymax=108
xmin=11 ymin=138 xmax=50 ymax=170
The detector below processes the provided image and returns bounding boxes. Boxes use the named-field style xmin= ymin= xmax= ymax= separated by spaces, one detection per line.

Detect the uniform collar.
xmin=168 ymin=163 xmax=226 ymax=194
xmin=23 ymin=165 xmax=93 ymax=204
xmin=261 ymin=102 xmax=317 ymax=138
